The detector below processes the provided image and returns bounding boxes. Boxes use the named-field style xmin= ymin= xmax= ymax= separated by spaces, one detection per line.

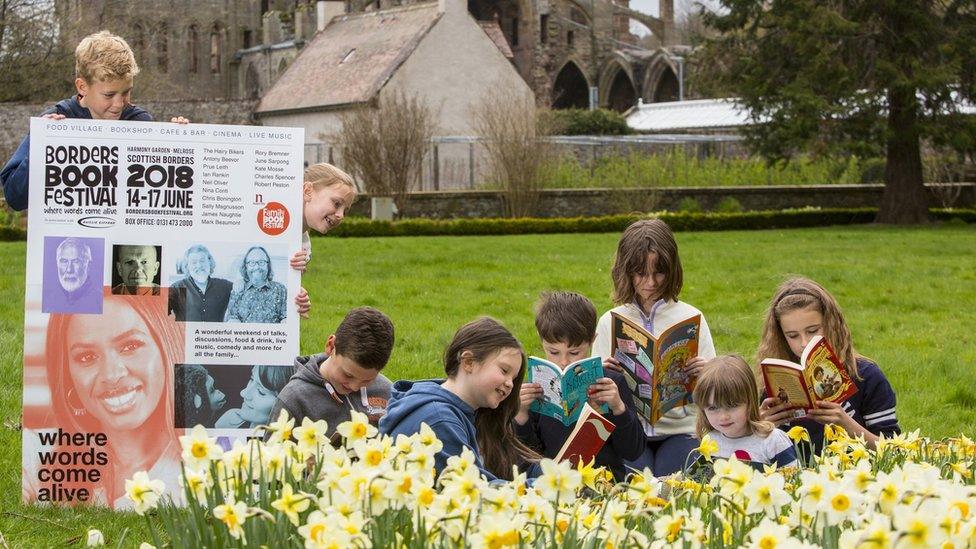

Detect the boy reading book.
xmin=609 ymin=312 xmax=701 ymax=425
xmin=761 ymin=334 xmax=857 ymax=414
xmin=514 ymin=292 xmax=643 ymax=481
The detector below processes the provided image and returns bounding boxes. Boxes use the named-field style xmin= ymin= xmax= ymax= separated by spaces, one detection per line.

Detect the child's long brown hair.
xmin=757 ymin=277 xmax=862 ymax=379
xmin=693 ymin=355 xmax=773 ymax=439
xmin=444 ymin=317 xmax=540 ymax=479
xmin=610 ymin=219 xmax=683 ymax=305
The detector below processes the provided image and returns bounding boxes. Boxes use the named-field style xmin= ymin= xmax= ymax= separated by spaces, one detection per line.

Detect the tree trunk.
xmin=877 ymin=86 xmax=929 ymax=224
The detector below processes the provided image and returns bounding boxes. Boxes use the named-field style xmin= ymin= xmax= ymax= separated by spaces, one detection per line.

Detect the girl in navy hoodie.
xmin=379 ymin=317 xmax=540 ymax=481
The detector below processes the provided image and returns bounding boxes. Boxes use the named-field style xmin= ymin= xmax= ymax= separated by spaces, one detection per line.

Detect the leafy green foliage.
xmin=545 ymin=108 xmax=634 ymax=136
xmin=543 ymin=151 xmax=872 ymax=189
xmin=699 ymin=0 xmax=976 ymax=223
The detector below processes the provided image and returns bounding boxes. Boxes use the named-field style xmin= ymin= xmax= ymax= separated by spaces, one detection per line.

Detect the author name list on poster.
xmin=200 ymin=146 xmax=245 ymax=226
xmin=254 ymin=149 xmax=294 ymax=190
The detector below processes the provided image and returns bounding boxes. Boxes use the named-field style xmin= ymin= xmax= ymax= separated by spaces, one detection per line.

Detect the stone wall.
xmin=346 ymin=184 xmax=976 ymax=218
xmin=0 ymin=99 xmax=259 ymax=161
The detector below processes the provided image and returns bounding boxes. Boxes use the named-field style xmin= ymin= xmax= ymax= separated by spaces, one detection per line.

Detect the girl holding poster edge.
xmin=288 ymin=163 xmax=358 ymax=318
xmin=23 ymin=291 xmax=183 ymax=509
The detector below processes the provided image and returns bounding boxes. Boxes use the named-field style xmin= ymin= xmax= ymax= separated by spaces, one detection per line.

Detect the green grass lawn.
xmin=1 ymin=224 xmax=975 ymax=546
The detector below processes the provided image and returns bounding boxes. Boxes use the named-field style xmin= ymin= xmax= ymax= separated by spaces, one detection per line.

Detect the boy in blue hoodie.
xmin=515 ymin=291 xmax=644 ymax=481
xmin=1 ymin=30 xmax=187 ymax=210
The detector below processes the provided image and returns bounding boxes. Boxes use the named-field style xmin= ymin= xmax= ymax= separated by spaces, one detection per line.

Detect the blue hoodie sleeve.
xmin=1 ymin=101 xmax=152 ymax=211
xmin=1 ymin=136 xmax=31 ymax=211
xmin=428 ymin=418 xmax=498 ymax=482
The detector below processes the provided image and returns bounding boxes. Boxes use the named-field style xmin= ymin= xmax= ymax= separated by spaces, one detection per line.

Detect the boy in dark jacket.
xmin=514 ymin=291 xmax=644 ymax=481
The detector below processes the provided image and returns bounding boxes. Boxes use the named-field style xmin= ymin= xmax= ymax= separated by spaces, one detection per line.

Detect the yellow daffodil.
xmin=576 ymin=457 xmax=602 ymax=491
xmin=697 ymin=434 xmax=719 ymax=461
xmin=266 ymin=408 xmax=296 ymax=444
xmin=292 ymin=416 xmax=329 ymax=455
xmin=179 ymin=424 xmax=223 ymax=467
xmin=787 ymin=425 xmax=810 ymax=443
xmin=124 ymin=471 xmax=166 ymax=516
xmin=823 ymin=423 xmax=848 ymax=442
xmin=336 ymin=410 xmax=377 ymax=442
xmin=271 ymin=484 xmax=311 ymax=526
xmin=213 ymin=499 xmax=249 ymax=541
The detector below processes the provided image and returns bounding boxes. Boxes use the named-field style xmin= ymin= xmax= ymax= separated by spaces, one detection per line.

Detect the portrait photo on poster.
xmin=22 ymin=291 xmax=184 ymax=508
xmin=166 ymin=244 xmax=235 ymax=322
xmin=224 ymin=244 xmax=290 ymax=324
xmin=41 ymin=236 xmax=105 ymax=314
xmin=111 ymin=243 xmax=162 ymax=296
xmin=174 ymin=363 xmax=293 ymax=429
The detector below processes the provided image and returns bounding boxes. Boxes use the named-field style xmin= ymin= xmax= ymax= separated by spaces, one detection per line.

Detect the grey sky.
xmin=629 ymin=0 xmax=721 ymax=35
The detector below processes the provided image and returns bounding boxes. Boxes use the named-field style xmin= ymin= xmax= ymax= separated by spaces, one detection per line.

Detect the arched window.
xmin=210 ymin=23 xmax=222 ymax=74
xmin=157 ymin=23 xmax=168 ymax=72
xmin=132 ymin=24 xmax=145 ymax=64
xmin=188 ymin=25 xmax=199 ymax=73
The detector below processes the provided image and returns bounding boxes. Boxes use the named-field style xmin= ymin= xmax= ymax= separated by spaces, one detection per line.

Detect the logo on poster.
xmin=44 ymin=145 xmax=119 ymax=207
xmin=258 ymin=202 xmax=289 ymax=236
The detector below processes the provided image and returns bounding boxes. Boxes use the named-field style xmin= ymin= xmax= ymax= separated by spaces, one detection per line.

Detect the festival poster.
xmin=22 ymin=118 xmax=304 ymax=508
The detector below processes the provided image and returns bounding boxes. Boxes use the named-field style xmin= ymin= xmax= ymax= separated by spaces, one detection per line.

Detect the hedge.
xmin=1 ymin=209 xmax=972 ymax=242
xmin=325 ymin=208 xmax=975 ymax=238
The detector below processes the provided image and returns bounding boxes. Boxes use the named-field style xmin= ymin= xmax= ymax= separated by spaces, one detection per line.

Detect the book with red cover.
xmin=760 ymin=335 xmax=857 ymax=413
xmin=554 ymin=402 xmax=616 ymax=466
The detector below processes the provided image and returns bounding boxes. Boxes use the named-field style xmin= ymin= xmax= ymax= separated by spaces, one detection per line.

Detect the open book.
xmin=610 ymin=313 xmax=701 ymax=424
xmin=554 ymin=402 xmax=616 ymax=466
xmin=528 ymin=355 xmax=606 ymax=426
xmin=760 ymin=335 xmax=857 ymax=412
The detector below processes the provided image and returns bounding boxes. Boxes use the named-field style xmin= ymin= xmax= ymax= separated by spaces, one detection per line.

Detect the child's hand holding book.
xmin=586 ymin=378 xmax=626 ymax=416
xmin=759 ymin=396 xmax=805 ymax=427
xmin=683 ymin=355 xmax=708 ymax=378
xmin=515 ymin=382 xmax=542 ymax=425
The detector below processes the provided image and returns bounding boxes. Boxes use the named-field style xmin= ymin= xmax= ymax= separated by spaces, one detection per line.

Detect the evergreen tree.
xmin=700 ymin=0 xmax=976 ymax=223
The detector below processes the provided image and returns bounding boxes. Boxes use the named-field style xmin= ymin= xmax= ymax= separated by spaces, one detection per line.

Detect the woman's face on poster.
xmin=65 ymin=298 xmax=165 ymax=431
xmin=239 ymin=366 xmax=277 ymax=424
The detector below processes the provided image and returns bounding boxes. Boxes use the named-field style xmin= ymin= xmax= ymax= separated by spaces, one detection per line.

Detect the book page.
xmin=766 ymin=369 xmax=814 ymax=408
xmin=527 ymin=357 xmax=565 ymax=421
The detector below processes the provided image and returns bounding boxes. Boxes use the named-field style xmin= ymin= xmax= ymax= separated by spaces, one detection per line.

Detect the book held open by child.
xmin=554 ymin=402 xmax=616 ymax=466
xmin=610 ymin=313 xmax=700 ymax=424
xmin=760 ymin=335 xmax=857 ymax=413
xmin=528 ymin=355 xmax=606 ymax=426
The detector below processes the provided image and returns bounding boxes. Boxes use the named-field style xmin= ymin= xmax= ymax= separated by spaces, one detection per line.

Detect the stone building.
xmin=54 ymin=0 xmax=685 ymax=112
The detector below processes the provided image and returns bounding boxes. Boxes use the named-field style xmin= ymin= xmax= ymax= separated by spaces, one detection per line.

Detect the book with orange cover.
xmin=760 ymin=335 xmax=857 ymax=412
xmin=554 ymin=402 xmax=616 ymax=466
xmin=610 ymin=313 xmax=700 ymax=424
